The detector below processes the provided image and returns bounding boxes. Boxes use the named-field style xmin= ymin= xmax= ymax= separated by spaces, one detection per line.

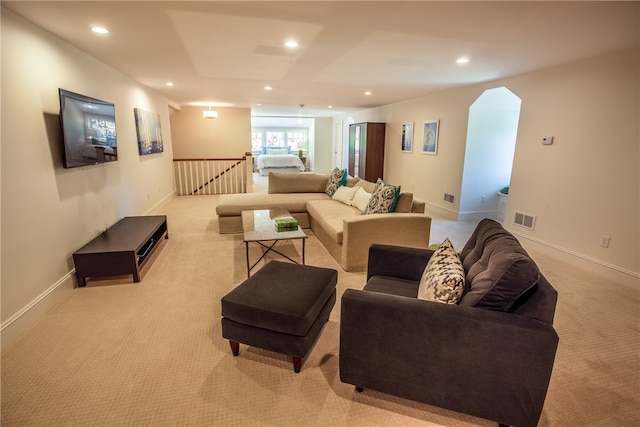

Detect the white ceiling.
xmin=4 ymin=1 xmax=638 ymax=118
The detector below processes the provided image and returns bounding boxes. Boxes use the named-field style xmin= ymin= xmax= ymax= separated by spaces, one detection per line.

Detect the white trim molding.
xmin=457 ymin=209 xmax=498 ymax=222
xmin=511 ymin=229 xmax=640 ymax=289
xmin=1 ymin=271 xmax=76 ymax=353
xmin=425 ymin=203 xmax=459 ymax=221
xmin=1 ymin=192 xmax=177 ymax=353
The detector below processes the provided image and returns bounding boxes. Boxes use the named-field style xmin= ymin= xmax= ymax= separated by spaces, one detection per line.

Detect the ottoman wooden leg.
xmin=229 ymin=340 xmax=240 ymax=356
xmin=292 ymin=356 xmax=302 ymax=373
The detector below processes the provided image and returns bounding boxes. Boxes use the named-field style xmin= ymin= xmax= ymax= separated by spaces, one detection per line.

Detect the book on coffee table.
xmin=274 ymin=217 xmax=298 ymax=231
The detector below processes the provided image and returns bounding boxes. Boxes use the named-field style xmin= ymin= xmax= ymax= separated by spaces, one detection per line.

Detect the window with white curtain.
xmin=251 ymin=127 xmax=309 ymax=153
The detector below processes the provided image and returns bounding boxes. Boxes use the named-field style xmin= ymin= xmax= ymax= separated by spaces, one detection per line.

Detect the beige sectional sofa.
xmin=216 ymin=172 xmax=432 ymax=271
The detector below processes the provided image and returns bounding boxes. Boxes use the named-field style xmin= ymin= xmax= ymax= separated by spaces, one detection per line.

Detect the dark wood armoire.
xmin=348 ymin=122 xmax=385 ymax=182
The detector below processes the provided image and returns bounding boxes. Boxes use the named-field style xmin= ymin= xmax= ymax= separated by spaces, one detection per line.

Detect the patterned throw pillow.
xmin=363 ymin=178 xmax=401 ymax=214
xmin=325 ymin=168 xmax=347 ymax=197
xmin=417 ymin=238 xmax=465 ymax=304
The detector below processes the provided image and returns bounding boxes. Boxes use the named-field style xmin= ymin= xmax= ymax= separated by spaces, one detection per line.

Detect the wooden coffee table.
xmin=242 ymin=209 xmax=307 ymax=277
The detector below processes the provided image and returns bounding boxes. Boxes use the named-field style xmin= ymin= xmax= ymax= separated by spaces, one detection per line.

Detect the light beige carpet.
xmin=1 ymin=194 xmax=638 ymax=426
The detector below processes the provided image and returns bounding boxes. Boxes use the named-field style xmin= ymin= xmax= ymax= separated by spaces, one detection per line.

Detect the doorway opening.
xmin=459 ymin=87 xmax=521 ymax=222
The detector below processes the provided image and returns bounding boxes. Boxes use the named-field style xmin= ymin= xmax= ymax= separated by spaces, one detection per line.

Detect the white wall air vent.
xmin=514 ymin=212 xmax=536 ymax=230
xmin=444 ymin=193 xmax=455 ymax=204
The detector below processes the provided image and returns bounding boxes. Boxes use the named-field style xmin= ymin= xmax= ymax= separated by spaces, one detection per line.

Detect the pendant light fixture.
xmin=203 ymin=106 xmax=218 ymax=119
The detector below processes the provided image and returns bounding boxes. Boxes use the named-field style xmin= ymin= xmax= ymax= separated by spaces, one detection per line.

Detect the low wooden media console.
xmin=73 ymin=215 xmax=168 ymax=287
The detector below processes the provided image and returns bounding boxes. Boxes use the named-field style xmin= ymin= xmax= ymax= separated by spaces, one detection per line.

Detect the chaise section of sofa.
xmin=307 ymin=199 xmax=431 ymax=271
xmin=217 ymin=193 xmax=330 ymax=233
xmin=216 ymin=173 xmax=331 ymax=233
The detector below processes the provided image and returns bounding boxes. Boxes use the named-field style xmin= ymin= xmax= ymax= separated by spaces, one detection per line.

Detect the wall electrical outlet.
xmin=542 ymin=136 xmax=554 ymax=145
xmin=600 ymin=235 xmax=610 ymax=248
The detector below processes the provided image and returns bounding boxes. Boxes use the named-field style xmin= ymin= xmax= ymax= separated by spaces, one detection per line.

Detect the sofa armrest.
xmin=411 ymin=197 xmax=426 ymax=213
xmin=341 ymin=213 xmax=431 ymax=271
xmin=340 ymin=289 xmax=559 ymax=427
xmin=367 ymin=244 xmax=434 ymax=282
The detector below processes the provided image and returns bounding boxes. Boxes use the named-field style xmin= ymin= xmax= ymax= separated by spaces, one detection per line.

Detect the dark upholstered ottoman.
xmin=221 ymin=261 xmax=337 ymax=373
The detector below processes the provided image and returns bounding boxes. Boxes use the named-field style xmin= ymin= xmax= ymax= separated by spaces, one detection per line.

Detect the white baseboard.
xmin=146 ymin=191 xmax=176 ymax=214
xmin=510 ymin=229 xmax=640 ymax=289
xmin=457 ymin=209 xmax=498 ymax=222
xmin=425 ymin=202 xmax=459 ymax=220
xmin=1 ymin=271 xmax=75 ymax=353
xmin=427 ymin=204 xmax=499 ymax=222
xmin=2 ymin=190 xmax=177 ymax=354
xmin=425 ymin=205 xmax=638 ymax=288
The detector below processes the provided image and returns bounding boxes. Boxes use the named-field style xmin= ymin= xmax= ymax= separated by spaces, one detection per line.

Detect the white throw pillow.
xmin=352 ymin=187 xmax=372 ymax=212
xmin=332 ymin=185 xmax=359 ymax=206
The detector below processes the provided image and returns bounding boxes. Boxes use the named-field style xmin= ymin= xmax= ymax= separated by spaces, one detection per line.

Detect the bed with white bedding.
xmin=256 ymin=148 xmax=305 ymax=176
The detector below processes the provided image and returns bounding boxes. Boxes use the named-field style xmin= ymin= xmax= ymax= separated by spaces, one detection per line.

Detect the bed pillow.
xmin=352 ymin=187 xmax=372 ymax=212
xmin=363 ymin=178 xmax=401 ymax=214
xmin=325 ymin=168 xmax=347 ymax=196
xmin=332 ymin=185 xmax=359 ymax=206
xmin=417 ymin=238 xmax=465 ymax=304
xmin=266 ymin=148 xmax=287 ymax=155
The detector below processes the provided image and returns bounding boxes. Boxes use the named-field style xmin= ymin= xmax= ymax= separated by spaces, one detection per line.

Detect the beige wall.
xmin=311 ymin=118 xmax=334 ymax=174
xmin=1 ymin=10 xmax=177 ymax=350
xmin=170 ymin=106 xmax=251 ymax=159
xmin=334 ymin=48 xmax=639 ymax=284
xmin=170 ymin=110 xmax=333 ymax=173
xmin=2 ymin=7 xmax=637 ymax=352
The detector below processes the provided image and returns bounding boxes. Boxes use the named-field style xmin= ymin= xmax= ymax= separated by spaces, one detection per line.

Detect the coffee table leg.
xmin=302 ymin=239 xmax=306 ymax=265
xmin=245 ymin=241 xmax=250 ymax=278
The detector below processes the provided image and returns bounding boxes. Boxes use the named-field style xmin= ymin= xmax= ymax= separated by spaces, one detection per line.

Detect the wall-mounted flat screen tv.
xmin=59 ymin=88 xmax=118 ymax=168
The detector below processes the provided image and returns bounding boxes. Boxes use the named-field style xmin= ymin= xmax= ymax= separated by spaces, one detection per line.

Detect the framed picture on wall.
xmin=134 ymin=108 xmax=164 ymax=155
xmin=422 ymin=120 xmax=439 ymax=155
xmin=401 ymin=122 xmax=414 ymax=153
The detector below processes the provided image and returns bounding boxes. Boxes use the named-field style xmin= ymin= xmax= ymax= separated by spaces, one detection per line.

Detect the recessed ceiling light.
xmin=166 ymin=82 xmax=174 ymax=87
xmin=264 ymin=86 xmax=273 ymax=91
xmin=328 ymin=105 xmax=333 ymax=109
xmin=284 ymin=40 xmax=299 ymax=48
xmin=364 ymin=91 xmax=372 ymax=96
xmin=456 ymin=57 xmax=470 ymax=64
xmin=91 ymin=26 xmax=109 ymax=34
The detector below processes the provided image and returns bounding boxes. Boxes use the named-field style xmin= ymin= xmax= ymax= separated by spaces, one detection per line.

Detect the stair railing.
xmin=173 ymin=154 xmax=252 ymax=195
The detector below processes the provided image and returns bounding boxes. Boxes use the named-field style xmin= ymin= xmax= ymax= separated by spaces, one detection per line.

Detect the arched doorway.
xmin=459 ymin=87 xmax=521 ymax=222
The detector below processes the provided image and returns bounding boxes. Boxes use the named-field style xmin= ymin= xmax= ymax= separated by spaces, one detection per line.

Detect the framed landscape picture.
xmin=134 ymin=108 xmax=164 ymax=155
xmin=401 ymin=122 xmax=414 ymax=153
xmin=422 ymin=120 xmax=439 ymax=155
